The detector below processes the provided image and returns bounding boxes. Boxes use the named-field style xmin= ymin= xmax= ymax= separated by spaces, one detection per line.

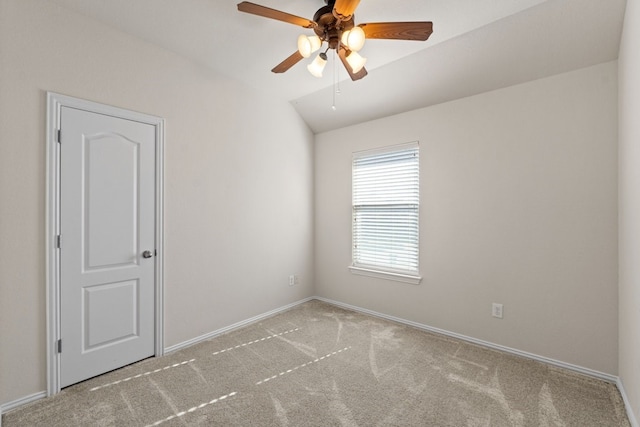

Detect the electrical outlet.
xmin=492 ymin=303 xmax=504 ymax=319
xmin=289 ymin=275 xmax=295 ymax=286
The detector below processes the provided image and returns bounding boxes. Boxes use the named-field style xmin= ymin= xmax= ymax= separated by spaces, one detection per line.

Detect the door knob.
xmin=142 ymin=250 xmax=153 ymax=259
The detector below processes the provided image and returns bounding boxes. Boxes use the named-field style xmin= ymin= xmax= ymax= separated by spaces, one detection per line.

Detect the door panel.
xmin=83 ymin=279 xmax=138 ymax=350
xmin=84 ymin=133 xmax=139 ymax=270
xmin=60 ymin=106 xmax=156 ymax=388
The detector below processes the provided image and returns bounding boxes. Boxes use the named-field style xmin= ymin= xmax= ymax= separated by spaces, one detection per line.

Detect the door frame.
xmin=45 ymin=92 xmax=165 ymax=396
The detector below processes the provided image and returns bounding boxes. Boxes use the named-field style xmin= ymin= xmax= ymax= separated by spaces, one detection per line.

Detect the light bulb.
xmin=307 ymin=53 xmax=327 ymax=78
xmin=340 ymin=31 xmax=350 ymax=47
xmin=346 ymin=51 xmax=367 ymax=73
xmin=297 ymin=35 xmax=321 ymax=58
xmin=341 ymin=26 xmax=365 ymax=52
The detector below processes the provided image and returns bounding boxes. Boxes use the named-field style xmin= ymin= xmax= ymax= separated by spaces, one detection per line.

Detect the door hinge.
xmin=56 ymin=234 xmax=62 ymax=249
xmin=57 ymin=339 xmax=62 ymax=353
xmin=57 ymin=129 xmax=61 ymax=144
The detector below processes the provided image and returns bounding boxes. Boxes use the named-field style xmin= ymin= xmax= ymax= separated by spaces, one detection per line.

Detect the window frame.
xmin=349 ymin=142 xmax=422 ymax=285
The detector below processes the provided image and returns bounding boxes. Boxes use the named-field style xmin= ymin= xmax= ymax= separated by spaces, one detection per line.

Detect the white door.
xmin=59 ymin=106 xmax=156 ymax=388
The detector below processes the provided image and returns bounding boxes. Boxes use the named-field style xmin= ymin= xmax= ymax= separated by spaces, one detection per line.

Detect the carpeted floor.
xmin=3 ymin=300 xmax=630 ymax=426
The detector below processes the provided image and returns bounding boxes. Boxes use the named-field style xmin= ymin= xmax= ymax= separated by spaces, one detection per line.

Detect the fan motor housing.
xmin=313 ymin=5 xmax=355 ymax=48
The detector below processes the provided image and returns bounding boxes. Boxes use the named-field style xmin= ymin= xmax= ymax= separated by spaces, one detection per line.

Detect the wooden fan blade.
xmin=359 ymin=22 xmax=433 ymax=41
xmin=338 ymin=48 xmax=368 ymax=81
xmin=237 ymin=2 xmax=315 ymax=28
xmin=333 ymin=0 xmax=361 ymax=20
xmin=271 ymin=51 xmax=305 ymax=73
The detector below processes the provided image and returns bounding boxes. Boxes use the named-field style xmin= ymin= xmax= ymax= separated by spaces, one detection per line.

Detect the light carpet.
xmin=3 ymin=300 xmax=630 ymax=426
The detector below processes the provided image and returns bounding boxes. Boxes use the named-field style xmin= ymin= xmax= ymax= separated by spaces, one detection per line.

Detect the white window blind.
xmin=352 ymin=142 xmax=419 ymax=277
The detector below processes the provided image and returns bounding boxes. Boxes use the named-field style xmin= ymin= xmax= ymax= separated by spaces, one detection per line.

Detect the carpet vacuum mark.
xmin=2 ymin=300 xmax=630 ymax=426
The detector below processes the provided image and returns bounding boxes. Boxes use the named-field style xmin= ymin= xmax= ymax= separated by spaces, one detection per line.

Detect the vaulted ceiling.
xmin=51 ymin=0 xmax=626 ymax=133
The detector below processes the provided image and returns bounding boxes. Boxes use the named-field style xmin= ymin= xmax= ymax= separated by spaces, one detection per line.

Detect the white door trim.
xmin=46 ymin=92 xmax=165 ymax=396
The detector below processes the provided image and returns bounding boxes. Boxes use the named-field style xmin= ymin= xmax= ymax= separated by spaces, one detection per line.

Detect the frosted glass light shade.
xmin=307 ymin=54 xmax=327 ymax=78
xmin=341 ymin=26 xmax=365 ymax=52
xmin=297 ymin=35 xmax=322 ymax=58
xmin=346 ymin=51 xmax=367 ymax=73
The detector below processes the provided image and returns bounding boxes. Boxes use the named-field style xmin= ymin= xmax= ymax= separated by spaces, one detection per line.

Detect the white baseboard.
xmin=0 ymin=391 xmax=47 ymax=418
xmin=314 ymin=297 xmax=618 ymax=383
xmin=2 ymin=296 xmax=637 ymax=427
xmin=1 ymin=298 xmax=314 ymax=416
xmin=617 ymin=377 xmax=639 ymax=427
xmin=315 ymin=297 xmax=640 ymax=424
xmin=164 ymin=297 xmax=314 ymax=353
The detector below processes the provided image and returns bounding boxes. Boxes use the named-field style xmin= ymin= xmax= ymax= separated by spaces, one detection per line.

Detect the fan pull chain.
xmin=332 ymin=49 xmax=340 ymax=111
xmin=335 ymin=50 xmax=341 ymax=95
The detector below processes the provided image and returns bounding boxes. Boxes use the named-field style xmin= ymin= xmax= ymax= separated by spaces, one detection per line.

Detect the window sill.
xmin=348 ymin=265 xmax=422 ymax=285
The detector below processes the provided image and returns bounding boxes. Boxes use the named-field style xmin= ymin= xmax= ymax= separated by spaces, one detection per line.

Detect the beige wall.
xmin=0 ymin=0 xmax=627 ymax=412
xmin=0 ymin=0 xmax=314 ymax=404
xmin=315 ymin=61 xmax=618 ymax=375
xmin=619 ymin=0 xmax=640 ymax=423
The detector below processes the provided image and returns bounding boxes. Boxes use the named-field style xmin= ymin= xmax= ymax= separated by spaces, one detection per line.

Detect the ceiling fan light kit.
xmin=297 ymin=34 xmax=322 ymax=58
xmin=341 ymin=26 xmax=366 ymax=52
xmin=308 ymin=53 xmax=328 ymax=78
xmin=345 ymin=50 xmax=366 ymax=74
xmin=237 ymin=0 xmax=433 ymax=81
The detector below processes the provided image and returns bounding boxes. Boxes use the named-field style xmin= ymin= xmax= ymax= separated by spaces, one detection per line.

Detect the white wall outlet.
xmin=492 ymin=303 xmax=504 ymax=319
xmin=289 ymin=275 xmax=295 ymax=286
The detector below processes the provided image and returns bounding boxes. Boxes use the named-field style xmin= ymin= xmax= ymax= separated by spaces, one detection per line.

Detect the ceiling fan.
xmin=237 ymin=0 xmax=433 ymax=81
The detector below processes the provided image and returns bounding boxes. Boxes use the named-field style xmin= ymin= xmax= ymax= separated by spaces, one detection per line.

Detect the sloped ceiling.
xmin=51 ymin=0 xmax=626 ymax=133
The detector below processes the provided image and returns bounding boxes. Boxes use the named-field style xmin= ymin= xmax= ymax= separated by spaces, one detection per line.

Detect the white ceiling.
xmin=50 ymin=0 xmax=626 ymax=133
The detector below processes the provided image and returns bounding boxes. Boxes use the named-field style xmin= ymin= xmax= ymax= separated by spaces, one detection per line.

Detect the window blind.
xmin=352 ymin=142 xmax=419 ymax=274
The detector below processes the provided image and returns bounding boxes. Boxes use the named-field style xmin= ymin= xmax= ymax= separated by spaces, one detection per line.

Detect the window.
xmin=350 ymin=142 xmax=421 ymax=284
